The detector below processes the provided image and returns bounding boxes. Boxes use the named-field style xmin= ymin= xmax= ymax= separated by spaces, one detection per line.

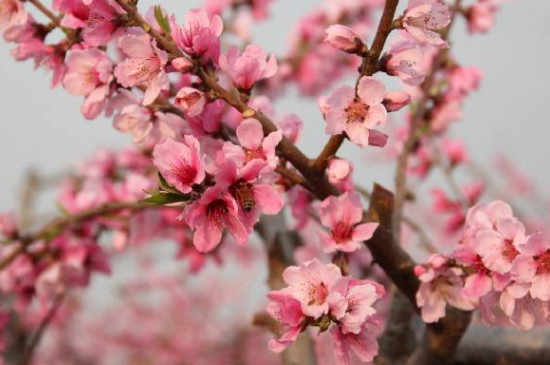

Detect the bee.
xmin=233 ymin=182 xmax=256 ymax=212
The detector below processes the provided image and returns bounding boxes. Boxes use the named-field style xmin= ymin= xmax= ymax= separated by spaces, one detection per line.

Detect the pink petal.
xmin=352 ymin=223 xmax=378 ymax=242
xmin=237 ymin=118 xmax=264 ymax=150
xmin=357 ymin=76 xmax=386 ymax=105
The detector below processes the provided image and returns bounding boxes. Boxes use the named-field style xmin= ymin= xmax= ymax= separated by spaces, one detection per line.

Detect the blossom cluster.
xmin=0 ymin=0 xmax=517 ymax=362
xmin=268 ymin=259 xmax=384 ymax=364
xmin=416 ymin=200 xmax=550 ymax=330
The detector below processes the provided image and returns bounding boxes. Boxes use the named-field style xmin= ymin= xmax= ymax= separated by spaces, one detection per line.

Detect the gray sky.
xmin=0 ymin=0 xmax=548 ymax=212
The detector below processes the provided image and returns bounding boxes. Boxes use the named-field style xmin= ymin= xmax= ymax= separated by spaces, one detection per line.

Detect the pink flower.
xmin=318 ymin=192 xmax=378 ymax=253
xmin=63 ymin=49 xmax=113 ymax=96
xmin=403 ymin=0 xmax=451 ymax=47
xmin=184 ymin=185 xmax=249 ymax=252
xmin=172 ymin=9 xmax=223 ymax=63
xmin=474 ymin=217 xmax=525 ymax=275
xmin=385 ymin=35 xmax=426 ymax=86
xmin=330 ymin=277 xmax=383 ymax=335
xmin=112 ymin=91 xmax=183 ymax=143
xmin=215 ymin=159 xmax=284 ymax=221
xmin=279 ymin=113 xmax=302 ymax=144
xmin=152 ymin=136 xmax=205 ymax=194
xmin=330 ymin=321 xmax=381 ymax=365
xmin=63 ymin=49 xmax=114 ymax=119
xmin=219 ymin=45 xmax=277 ymax=90
xmin=324 ymin=24 xmax=364 ymax=54
xmin=512 ymin=234 xmax=550 ymax=301
xmin=171 ymin=57 xmax=193 ymax=73
xmin=174 ymin=87 xmax=206 ymax=117
xmin=446 ymin=66 xmax=482 ymax=101
xmin=114 ymin=33 xmax=169 ymax=105
xmin=466 ymin=0 xmax=500 ymax=34
xmin=266 ymin=291 xmax=306 ymax=353
xmin=281 ymin=258 xmax=342 ymax=318
xmin=224 ymin=118 xmax=282 ymax=168
xmin=327 ymin=158 xmax=353 ymax=192
xmin=81 ymin=0 xmax=124 ymax=46
xmin=113 ymin=103 xmax=153 ymax=143
xmin=441 ymin=138 xmax=467 ymax=167
xmin=0 ymin=212 xmax=17 ymax=238
xmin=0 ymin=251 xmax=35 ymax=305
xmin=323 ymin=76 xmax=388 ymax=148
xmin=415 ymin=254 xmax=475 ymax=323
xmin=37 ymin=236 xmax=110 ymax=299
xmin=463 ymin=201 xmax=516 ymax=242
xmin=0 ymin=0 xmax=26 ymax=30
xmin=54 ymin=0 xmax=89 ymax=29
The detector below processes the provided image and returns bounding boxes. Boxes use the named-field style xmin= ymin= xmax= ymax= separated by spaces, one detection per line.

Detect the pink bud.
xmin=175 ymin=87 xmax=206 ymax=117
xmin=0 ymin=212 xmax=17 ymax=239
xmin=414 ymin=265 xmax=427 ymax=277
xmin=171 ymin=57 xmax=194 ymax=73
xmin=383 ymin=91 xmax=411 ymax=112
xmin=324 ymin=24 xmax=364 ymax=54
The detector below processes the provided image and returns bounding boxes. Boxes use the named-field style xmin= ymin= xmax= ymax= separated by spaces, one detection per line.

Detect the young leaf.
xmin=154 ymin=5 xmax=171 ymax=35
xmin=140 ymin=190 xmax=190 ymax=205
xmin=158 ymin=172 xmax=181 ymax=194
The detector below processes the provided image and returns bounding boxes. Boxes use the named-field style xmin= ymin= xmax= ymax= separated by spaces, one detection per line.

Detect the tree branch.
xmin=312 ymin=0 xmax=401 ymax=172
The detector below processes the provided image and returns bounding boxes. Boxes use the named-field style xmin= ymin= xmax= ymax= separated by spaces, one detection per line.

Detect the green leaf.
xmin=154 ymin=5 xmax=171 ymax=35
xmin=56 ymin=203 xmax=70 ymax=217
xmin=157 ymin=172 xmax=181 ymax=194
xmin=140 ymin=190 xmax=190 ymax=205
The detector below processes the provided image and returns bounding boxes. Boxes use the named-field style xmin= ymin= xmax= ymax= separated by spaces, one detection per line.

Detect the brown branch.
xmin=452 ymin=325 xmax=550 ymax=365
xmin=28 ymin=0 xmax=62 ymax=27
xmin=27 ymin=0 xmax=76 ymax=37
xmin=359 ymin=0 xmax=400 ymax=79
xmin=0 ymin=202 xmax=157 ymax=271
xmin=375 ymin=289 xmax=416 ymax=365
xmin=311 ymin=134 xmax=345 ymax=172
xmin=365 ymin=184 xmax=419 ymax=304
xmin=20 ymin=293 xmax=66 ymax=365
xmin=275 ymin=166 xmax=314 ymax=192
xmin=407 ymin=308 xmax=472 ymax=365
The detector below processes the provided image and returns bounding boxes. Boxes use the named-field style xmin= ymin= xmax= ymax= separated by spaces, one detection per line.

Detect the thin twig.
xmin=20 ymin=293 xmax=66 ymax=365
xmin=312 ymin=0 xmax=401 ymax=173
xmin=0 ymin=202 xmax=158 ymax=271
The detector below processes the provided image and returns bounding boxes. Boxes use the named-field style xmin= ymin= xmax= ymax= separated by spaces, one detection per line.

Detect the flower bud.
xmin=324 ymin=24 xmax=365 ymax=54
xmin=171 ymin=57 xmax=194 ymax=73
xmin=175 ymin=87 xmax=206 ymax=117
xmin=383 ymin=91 xmax=411 ymax=112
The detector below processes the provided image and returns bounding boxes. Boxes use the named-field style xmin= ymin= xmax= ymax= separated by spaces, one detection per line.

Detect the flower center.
xmin=244 ymin=147 xmax=265 ymax=162
xmin=535 ymin=251 xmax=550 ymax=275
xmin=332 ymin=221 xmax=354 ymax=243
xmin=133 ymin=56 xmax=159 ymax=84
xmin=165 ymin=158 xmax=198 ymax=188
xmin=345 ymin=100 xmax=368 ymax=124
xmin=501 ymin=240 xmax=519 ymax=262
xmin=308 ymin=282 xmax=329 ymax=306
xmin=206 ymin=199 xmax=229 ymax=226
xmin=472 ymin=255 xmax=491 ymax=276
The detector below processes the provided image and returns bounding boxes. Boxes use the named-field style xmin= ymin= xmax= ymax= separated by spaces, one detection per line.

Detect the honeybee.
xmin=233 ymin=182 xmax=256 ymax=212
